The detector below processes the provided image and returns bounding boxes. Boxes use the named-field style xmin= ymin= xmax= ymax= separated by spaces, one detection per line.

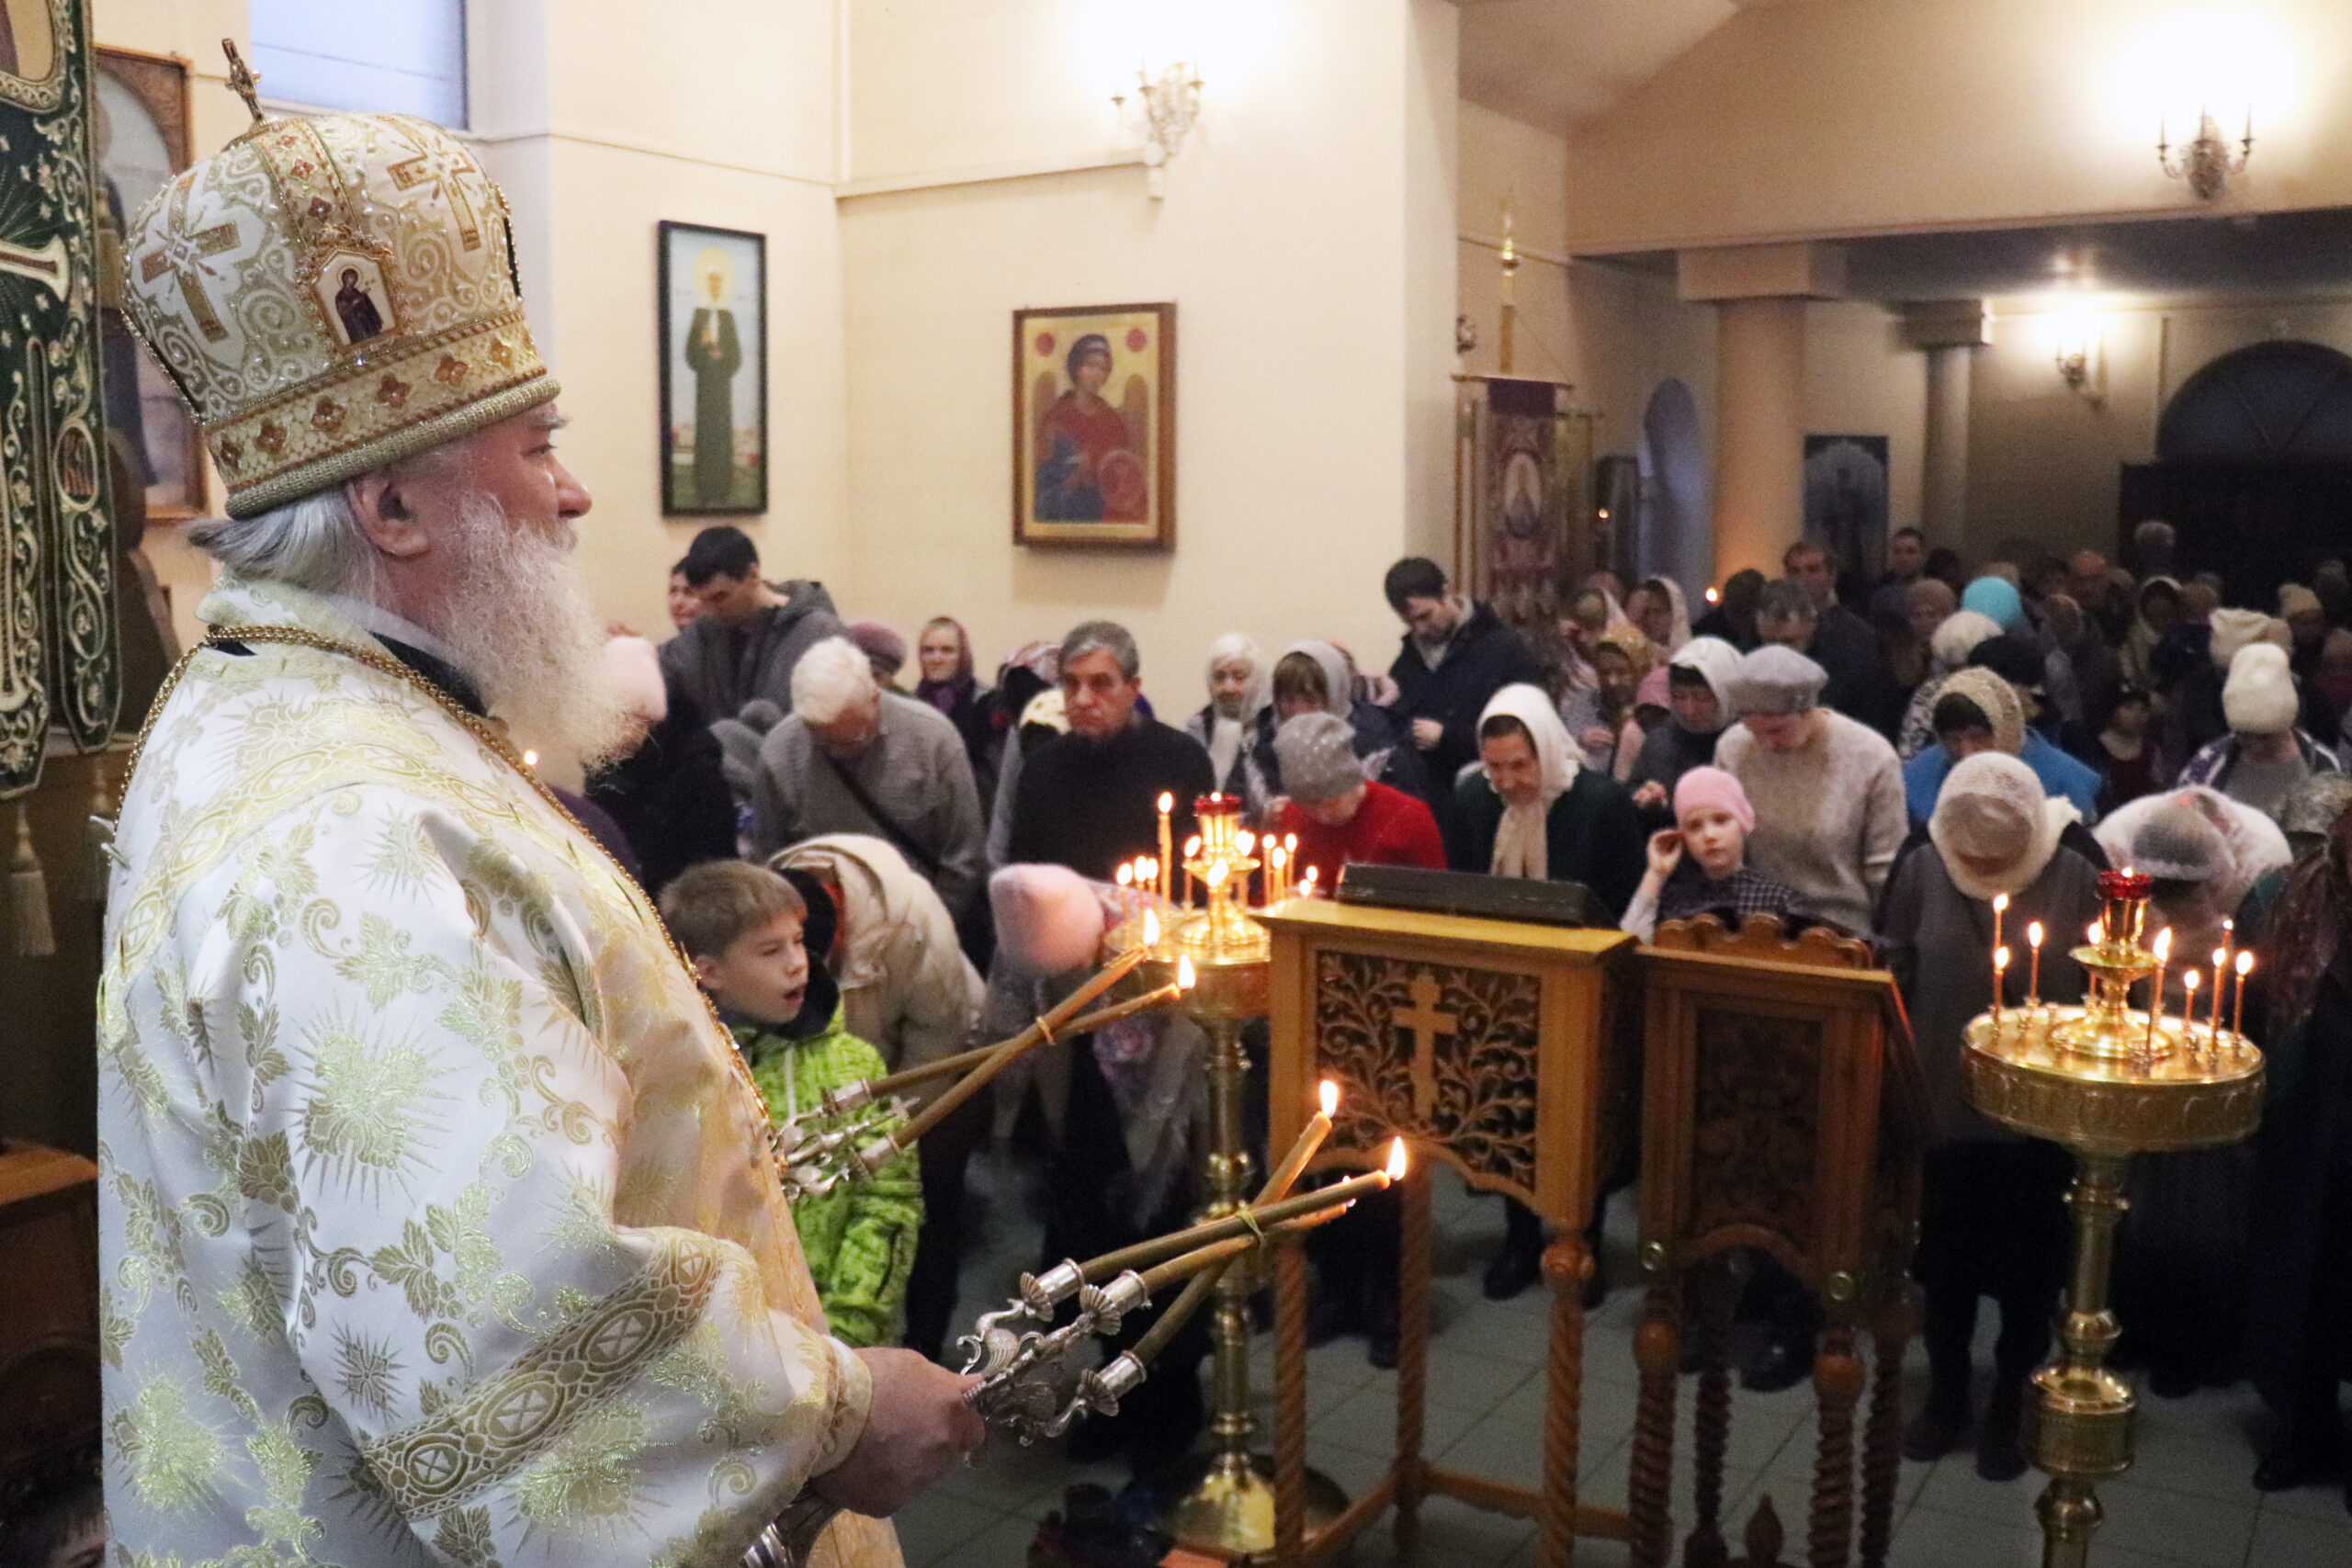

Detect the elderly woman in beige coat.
xmin=771 ymin=834 xmax=987 ymax=1360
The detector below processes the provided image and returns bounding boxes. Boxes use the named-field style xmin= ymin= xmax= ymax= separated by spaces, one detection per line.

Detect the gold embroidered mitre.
xmin=120 ymin=111 xmax=558 ymax=517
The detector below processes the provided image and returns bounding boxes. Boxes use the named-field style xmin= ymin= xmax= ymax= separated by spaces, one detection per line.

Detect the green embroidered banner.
xmin=0 ymin=0 xmax=117 ymax=796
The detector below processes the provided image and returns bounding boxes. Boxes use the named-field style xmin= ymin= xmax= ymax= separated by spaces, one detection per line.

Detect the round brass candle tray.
xmin=1960 ymin=868 xmax=2263 ymax=1568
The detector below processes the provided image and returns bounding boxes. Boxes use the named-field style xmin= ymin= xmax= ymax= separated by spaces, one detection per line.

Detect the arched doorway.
xmin=2121 ymin=340 xmax=2352 ymax=602
xmin=1638 ymin=378 xmax=1712 ymax=593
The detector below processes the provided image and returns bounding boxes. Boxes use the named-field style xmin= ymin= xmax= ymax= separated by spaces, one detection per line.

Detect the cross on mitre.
xmin=1392 ymin=970 xmax=1458 ymax=1120
xmin=387 ymin=141 xmax=481 ymax=251
xmin=221 ymin=39 xmax=265 ymax=126
xmin=140 ymin=183 xmax=239 ymax=343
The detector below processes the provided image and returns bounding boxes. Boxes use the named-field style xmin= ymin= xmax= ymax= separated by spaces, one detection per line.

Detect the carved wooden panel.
xmin=1687 ymin=1004 xmax=1822 ymax=1247
xmin=1653 ymin=911 xmax=1875 ymax=972
xmin=1312 ymin=949 xmax=1540 ymax=1191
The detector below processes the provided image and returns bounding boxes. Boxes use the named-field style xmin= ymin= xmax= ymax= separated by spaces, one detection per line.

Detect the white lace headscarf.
xmin=1479 ymin=682 xmax=1583 ymax=879
xmin=1202 ymin=632 xmax=1269 ymax=783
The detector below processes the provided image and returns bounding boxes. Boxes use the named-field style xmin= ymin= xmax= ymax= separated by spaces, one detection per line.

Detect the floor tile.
xmin=2089 ymin=1477 xmax=2258 ymax=1565
xmin=1312 ymin=1380 xmax=1487 ymax=1459
xmin=2248 ymin=1500 xmax=2352 ymax=1562
xmin=887 ymin=1489 xmax=1004 ymax=1568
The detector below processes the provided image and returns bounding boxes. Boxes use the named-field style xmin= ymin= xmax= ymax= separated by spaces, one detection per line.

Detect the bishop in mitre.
xmin=101 ymin=87 xmax=978 ymax=1566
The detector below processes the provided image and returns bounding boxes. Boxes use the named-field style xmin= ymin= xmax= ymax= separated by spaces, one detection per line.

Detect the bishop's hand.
xmin=809 ymin=1348 xmax=987 ymax=1517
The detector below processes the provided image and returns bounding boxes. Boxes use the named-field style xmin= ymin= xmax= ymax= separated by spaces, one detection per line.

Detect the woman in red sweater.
xmin=1269 ymin=712 xmax=1445 ymax=1366
xmin=1271 ymin=711 xmax=1447 ymax=886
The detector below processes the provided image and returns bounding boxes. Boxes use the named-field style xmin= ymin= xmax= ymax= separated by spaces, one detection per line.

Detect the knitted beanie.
xmin=1961 ymin=576 xmax=2024 ymax=631
xmin=1673 ymin=765 xmax=1754 ymax=833
xmin=2130 ymin=800 xmax=2229 ymax=883
xmin=1929 ymin=609 xmax=2005 ymax=669
xmin=2222 ymin=642 xmax=2299 ymax=736
xmin=989 ymin=864 xmax=1108 ymax=976
xmin=1272 ymin=712 xmax=1365 ymax=804
xmin=1729 ymin=645 xmax=1827 ymax=716
xmin=2208 ymin=608 xmax=2288 ymax=671
xmin=846 ymin=618 xmax=908 ymax=679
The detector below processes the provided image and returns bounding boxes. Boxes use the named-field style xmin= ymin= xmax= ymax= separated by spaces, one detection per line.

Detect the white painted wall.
xmin=837 ymin=0 xmax=1457 ymax=696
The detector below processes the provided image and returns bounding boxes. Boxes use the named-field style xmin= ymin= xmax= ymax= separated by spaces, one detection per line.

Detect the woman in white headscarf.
xmin=1629 ymin=577 xmax=1693 ymax=656
xmin=1444 ymin=683 xmax=1646 ymax=915
xmin=1182 ymin=633 xmax=1272 ymax=809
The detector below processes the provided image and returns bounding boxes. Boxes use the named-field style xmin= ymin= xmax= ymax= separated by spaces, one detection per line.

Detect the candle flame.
xmin=2121 ymin=865 xmax=2134 ymax=878
xmin=1704 ymin=586 xmax=1721 ymax=604
xmin=2185 ymin=969 xmax=2199 ymax=993
xmin=2154 ymin=927 xmax=2173 ymax=960
xmin=522 ymin=750 xmax=538 ymax=768
xmin=1185 ymin=835 xmax=1202 ymax=856
xmin=1993 ymin=893 xmax=2008 ymax=914
xmin=2223 ymin=918 xmax=2233 ymax=935
xmin=1271 ymin=846 xmax=1286 ymax=870
xmin=1319 ymin=1078 xmax=1339 ymax=1117
xmin=1238 ymin=830 xmax=1256 ymax=855
xmin=1116 ymin=863 xmax=1133 ymax=886
xmin=2028 ymin=921 xmax=2043 ymax=948
xmin=2212 ymin=948 xmax=2227 ymax=969
xmin=1142 ymin=909 xmax=1159 ymax=947
xmin=1385 ymin=1137 xmax=1408 ymax=1179
xmin=1159 ymin=792 xmax=1174 ymax=813
xmin=2088 ymin=921 xmax=2103 ymax=944
xmin=2236 ymin=950 xmax=2255 ymax=976
xmin=1177 ymin=955 xmax=1197 ymax=989
xmin=1285 ymin=834 xmax=1298 ymax=853
xmin=1995 ymin=945 xmax=2010 ymax=969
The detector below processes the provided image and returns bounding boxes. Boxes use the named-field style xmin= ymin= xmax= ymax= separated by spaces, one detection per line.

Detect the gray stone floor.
xmin=888 ymin=1148 xmax=2352 ymax=1567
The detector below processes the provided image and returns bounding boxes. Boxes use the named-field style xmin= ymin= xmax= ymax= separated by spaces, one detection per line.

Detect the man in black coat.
xmin=999 ymin=619 xmax=1216 ymax=1479
xmin=1383 ymin=558 xmax=1544 ymax=823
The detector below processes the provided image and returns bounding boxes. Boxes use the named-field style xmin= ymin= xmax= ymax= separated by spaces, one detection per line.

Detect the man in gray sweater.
xmin=1714 ymin=644 xmax=1908 ymax=935
xmin=750 ymin=636 xmax=987 ymax=920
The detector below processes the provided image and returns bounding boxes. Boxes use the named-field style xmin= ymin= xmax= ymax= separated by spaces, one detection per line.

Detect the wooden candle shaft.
xmin=1080 ymin=1168 xmax=1390 ymax=1282
xmin=888 ymin=947 xmax=1146 ymax=1145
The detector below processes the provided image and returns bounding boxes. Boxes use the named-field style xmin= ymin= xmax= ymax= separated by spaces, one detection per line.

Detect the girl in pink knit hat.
xmin=1620 ymin=766 xmax=1815 ymax=941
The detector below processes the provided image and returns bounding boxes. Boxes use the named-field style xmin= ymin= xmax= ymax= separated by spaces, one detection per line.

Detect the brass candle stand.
xmin=1114 ymin=794 xmax=1345 ymax=1557
xmin=1961 ymin=870 xmax=2263 ymax=1568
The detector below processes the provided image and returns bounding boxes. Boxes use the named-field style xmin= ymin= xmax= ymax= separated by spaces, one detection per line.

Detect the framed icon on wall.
xmin=1012 ymin=301 xmax=1174 ymax=549
xmin=96 ymin=46 xmax=204 ymax=520
xmin=658 ymin=220 xmax=767 ymax=515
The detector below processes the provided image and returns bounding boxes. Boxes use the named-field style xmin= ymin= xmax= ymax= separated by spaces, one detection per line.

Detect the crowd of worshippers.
xmin=560 ymin=520 xmax=2352 ymax=1507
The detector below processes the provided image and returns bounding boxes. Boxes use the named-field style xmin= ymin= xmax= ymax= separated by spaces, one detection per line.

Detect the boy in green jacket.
xmin=661 ymin=860 xmax=923 ymax=1348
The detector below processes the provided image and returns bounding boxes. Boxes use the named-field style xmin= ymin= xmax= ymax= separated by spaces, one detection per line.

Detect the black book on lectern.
xmin=1331 ymin=863 xmax=1612 ymax=931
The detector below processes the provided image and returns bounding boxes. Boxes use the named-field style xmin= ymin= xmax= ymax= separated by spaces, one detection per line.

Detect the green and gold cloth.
xmin=96 ymin=576 xmax=899 ymax=1566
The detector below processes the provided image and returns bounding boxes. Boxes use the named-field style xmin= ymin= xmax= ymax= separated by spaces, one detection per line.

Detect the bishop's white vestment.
xmin=96 ymin=576 xmax=902 ymax=1567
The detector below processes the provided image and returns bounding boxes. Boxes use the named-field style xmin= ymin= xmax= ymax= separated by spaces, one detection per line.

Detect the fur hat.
xmin=1272 ymin=712 xmax=1364 ymax=803
xmin=2275 ymin=772 xmax=2352 ymax=842
xmin=2222 ymin=642 xmax=2299 ymax=736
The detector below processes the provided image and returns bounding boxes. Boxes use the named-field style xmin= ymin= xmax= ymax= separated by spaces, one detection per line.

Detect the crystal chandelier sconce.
xmin=1114 ymin=62 xmax=1204 ymax=198
xmin=2157 ymin=107 xmax=2253 ymax=201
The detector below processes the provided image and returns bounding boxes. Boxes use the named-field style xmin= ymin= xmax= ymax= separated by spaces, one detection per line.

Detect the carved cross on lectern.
xmin=1393 ymin=972 xmax=1457 ymax=1119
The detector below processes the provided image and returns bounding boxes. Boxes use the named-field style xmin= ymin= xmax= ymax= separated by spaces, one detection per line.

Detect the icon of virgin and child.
xmin=1035 ymin=333 xmax=1149 ymax=523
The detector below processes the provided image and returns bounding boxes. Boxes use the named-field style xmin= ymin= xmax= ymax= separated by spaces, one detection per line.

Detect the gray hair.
xmin=187 ymin=484 xmax=379 ymax=598
xmin=790 ymin=635 xmax=879 ymax=726
xmin=1061 ymin=619 xmax=1140 ymax=681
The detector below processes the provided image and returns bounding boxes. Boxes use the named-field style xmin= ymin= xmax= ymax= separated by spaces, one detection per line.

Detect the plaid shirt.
xmin=1657 ymin=861 xmax=1815 ymax=930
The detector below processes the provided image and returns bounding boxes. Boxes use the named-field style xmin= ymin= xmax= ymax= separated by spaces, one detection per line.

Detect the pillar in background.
xmin=1901 ymin=300 xmax=1990 ymax=551
xmin=1679 ymin=243 xmax=1846 ymax=582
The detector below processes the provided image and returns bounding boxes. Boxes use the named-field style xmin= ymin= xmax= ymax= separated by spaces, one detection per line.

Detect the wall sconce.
xmin=2052 ymin=314 xmax=2105 ymax=407
xmin=1114 ymin=63 xmax=1203 ymax=199
xmin=2157 ymin=107 xmax=2253 ymax=200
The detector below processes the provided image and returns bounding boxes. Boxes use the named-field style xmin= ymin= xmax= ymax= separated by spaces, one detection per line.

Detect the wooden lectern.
xmin=1263 ymin=899 xmax=1635 ymax=1567
xmin=1628 ymin=916 xmax=1927 ymax=1568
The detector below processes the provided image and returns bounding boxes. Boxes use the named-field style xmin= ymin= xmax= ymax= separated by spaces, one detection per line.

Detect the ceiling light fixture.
xmin=2158 ymin=107 xmax=2253 ymax=201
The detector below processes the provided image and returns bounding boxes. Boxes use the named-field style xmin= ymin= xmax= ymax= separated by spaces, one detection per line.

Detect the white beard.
xmin=425 ymin=491 xmax=641 ymax=770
